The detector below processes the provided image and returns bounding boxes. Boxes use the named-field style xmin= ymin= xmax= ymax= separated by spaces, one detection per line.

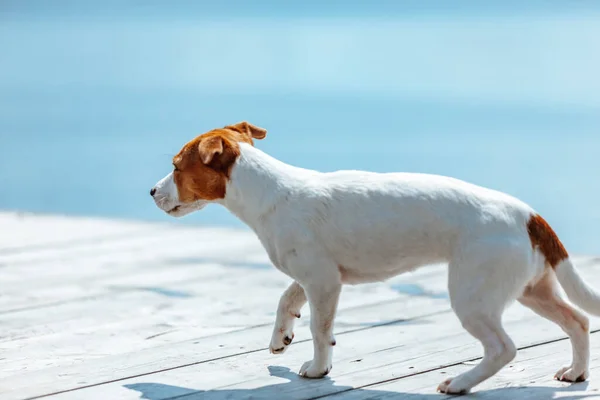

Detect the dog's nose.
xmin=150 ymin=187 xmax=157 ymax=197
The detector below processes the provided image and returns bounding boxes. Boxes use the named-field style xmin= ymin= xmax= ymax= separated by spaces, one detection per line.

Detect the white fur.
xmin=555 ymin=259 xmax=600 ymax=316
xmin=153 ymin=142 xmax=600 ymax=393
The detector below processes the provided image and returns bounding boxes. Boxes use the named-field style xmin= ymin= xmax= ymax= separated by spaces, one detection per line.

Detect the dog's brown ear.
xmin=198 ymin=136 xmax=224 ymax=164
xmin=228 ymin=121 xmax=267 ymax=140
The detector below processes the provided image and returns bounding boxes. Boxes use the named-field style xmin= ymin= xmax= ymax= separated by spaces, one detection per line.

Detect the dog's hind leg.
xmin=437 ymin=309 xmax=516 ymax=395
xmin=438 ymin=240 xmax=530 ymax=395
xmin=519 ymin=271 xmax=590 ymax=382
xmin=270 ymin=281 xmax=307 ymax=354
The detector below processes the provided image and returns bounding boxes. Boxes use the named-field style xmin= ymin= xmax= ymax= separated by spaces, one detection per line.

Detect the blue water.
xmin=1 ymin=2 xmax=600 ymax=253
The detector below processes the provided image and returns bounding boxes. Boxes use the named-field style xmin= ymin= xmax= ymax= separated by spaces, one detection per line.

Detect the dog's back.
xmin=287 ymin=170 xmax=534 ymax=280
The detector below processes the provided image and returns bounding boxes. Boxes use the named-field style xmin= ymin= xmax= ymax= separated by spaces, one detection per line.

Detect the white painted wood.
xmin=0 ymin=212 xmax=451 ymax=313
xmin=0 ymin=292 xmax=449 ymax=375
xmin=325 ymin=334 xmax=600 ymax=399
xmin=2 ymin=212 xmax=600 ymax=400
xmin=0 ymin=296 xmax=451 ymax=398
xmin=0 ymin=239 xmax=451 ymax=379
xmin=0 ymin=226 xmax=259 ymax=288
xmin=0 ymin=259 xmax=446 ymax=342
xmin=13 ymin=301 xmax=580 ymax=400
xmin=0 ymin=213 xmax=152 ymax=251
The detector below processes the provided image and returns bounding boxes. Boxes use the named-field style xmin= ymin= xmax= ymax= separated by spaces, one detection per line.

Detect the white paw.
xmin=269 ymin=327 xmax=294 ymax=355
xmin=554 ymin=365 xmax=589 ymax=382
xmin=299 ymin=360 xmax=331 ymax=379
xmin=437 ymin=378 xmax=470 ymax=395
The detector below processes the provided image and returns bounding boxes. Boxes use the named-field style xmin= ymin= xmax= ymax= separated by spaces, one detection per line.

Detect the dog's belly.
xmin=321 ymin=225 xmax=451 ymax=285
xmin=335 ymin=252 xmax=446 ymax=285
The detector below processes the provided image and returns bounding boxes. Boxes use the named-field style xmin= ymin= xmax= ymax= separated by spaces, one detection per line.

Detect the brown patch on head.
xmin=172 ymin=122 xmax=267 ymax=203
xmin=527 ymin=214 xmax=568 ymax=268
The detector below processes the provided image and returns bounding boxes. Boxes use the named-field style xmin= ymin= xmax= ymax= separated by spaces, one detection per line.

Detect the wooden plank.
xmin=0 ymin=226 xmax=265 ymax=313
xmin=14 ymin=300 xmax=578 ymax=400
xmin=0 ymin=268 xmax=451 ymax=377
xmin=0 ymin=259 xmax=442 ymax=343
xmin=0 ymin=213 xmax=152 ymax=252
xmin=0 ymin=226 xmax=259 ymax=284
xmin=3 ymin=212 xmax=600 ymax=400
xmin=0 ymin=261 xmax=231 ymax=314
xmin=0 ymin=239 xmax=450 ymax=340
xmin=0 ymin=299 xmax=450 ymax=400
xmin=0 ymin=290 xmax=446 ymax=375
xmin=29 ymin=256 xmax=600 ymax=398
xmin=0 ymin=227 xmax=257 ymax=269
xmin=323 ymin=334 xmax=600 ymax=399
xmin=0 ymin=213 xmax=453 ymax=392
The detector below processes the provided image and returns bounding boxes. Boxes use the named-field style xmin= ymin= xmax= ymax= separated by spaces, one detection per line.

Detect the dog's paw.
xmin=269 ymin=328 xmax=294 ymax=355
xmin=436 ymin=378 xmax=470 ymax=395
xmin=299 ymin=360 xmax=331 ymax=379
xmin=554 ymin=365 xmax=589 ymax=382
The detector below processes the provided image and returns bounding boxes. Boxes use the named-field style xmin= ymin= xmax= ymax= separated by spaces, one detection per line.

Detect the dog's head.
xmin=151 ymin=121 xmax=267 ymax=217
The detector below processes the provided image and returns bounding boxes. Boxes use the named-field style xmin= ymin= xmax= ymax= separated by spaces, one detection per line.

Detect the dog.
xmin=151 ymin=122 xmax=600 ymax=394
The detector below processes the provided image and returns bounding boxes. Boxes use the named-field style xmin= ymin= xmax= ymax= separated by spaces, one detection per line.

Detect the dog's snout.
xmin=150 ymin=187 xmax=157 ymax=197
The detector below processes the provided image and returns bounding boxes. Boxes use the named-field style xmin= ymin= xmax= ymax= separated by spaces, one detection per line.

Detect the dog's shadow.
xmin=124 ymin=365 xmax=596 ymax=400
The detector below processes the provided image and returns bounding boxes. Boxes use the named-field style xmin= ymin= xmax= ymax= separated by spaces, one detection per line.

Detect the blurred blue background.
xmin=1 ymin=1 xmax=599 ymax=253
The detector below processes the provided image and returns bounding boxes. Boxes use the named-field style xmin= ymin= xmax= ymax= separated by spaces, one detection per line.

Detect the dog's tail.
xmin=555 ymin=259 xmax=600 ymax=316
xmin=528 ymin=213 xmax=600 ymax=316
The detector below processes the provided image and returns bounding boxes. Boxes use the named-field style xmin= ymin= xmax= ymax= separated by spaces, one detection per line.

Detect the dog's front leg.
xmin=299 ymin=282 xmax=342 ymax=378
xmin=270 ymin=281 xmax=306 ymax=354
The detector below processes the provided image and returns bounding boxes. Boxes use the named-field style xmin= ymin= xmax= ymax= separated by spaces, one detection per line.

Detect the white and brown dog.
xmin=151 ymin=122 xmax=600 ymax=394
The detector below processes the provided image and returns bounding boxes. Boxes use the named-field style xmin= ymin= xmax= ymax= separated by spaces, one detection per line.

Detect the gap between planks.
xmin=23 ymin=319 xmax=595 ymax=400
xmin=20 ymin=309 xmax=452 ymax=400
xmin=311 ymin=329 xmax=600 ymax=400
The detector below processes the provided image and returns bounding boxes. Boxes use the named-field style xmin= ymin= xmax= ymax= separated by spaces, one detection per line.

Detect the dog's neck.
xmin=220 ymin=143 xmax=313 ymax=229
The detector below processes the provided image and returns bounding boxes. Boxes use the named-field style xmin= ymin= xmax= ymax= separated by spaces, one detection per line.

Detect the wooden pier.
xmin=2 ymin=212 xmax=600 ymax=399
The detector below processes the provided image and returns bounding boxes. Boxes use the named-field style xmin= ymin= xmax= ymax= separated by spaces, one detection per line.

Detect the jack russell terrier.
xmin=151 ymin=122 xmax=600 ymax=394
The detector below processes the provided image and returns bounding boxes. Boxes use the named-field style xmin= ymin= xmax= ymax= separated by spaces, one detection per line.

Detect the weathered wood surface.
xmin=1 ymin=212 xmax=600 ymax=399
